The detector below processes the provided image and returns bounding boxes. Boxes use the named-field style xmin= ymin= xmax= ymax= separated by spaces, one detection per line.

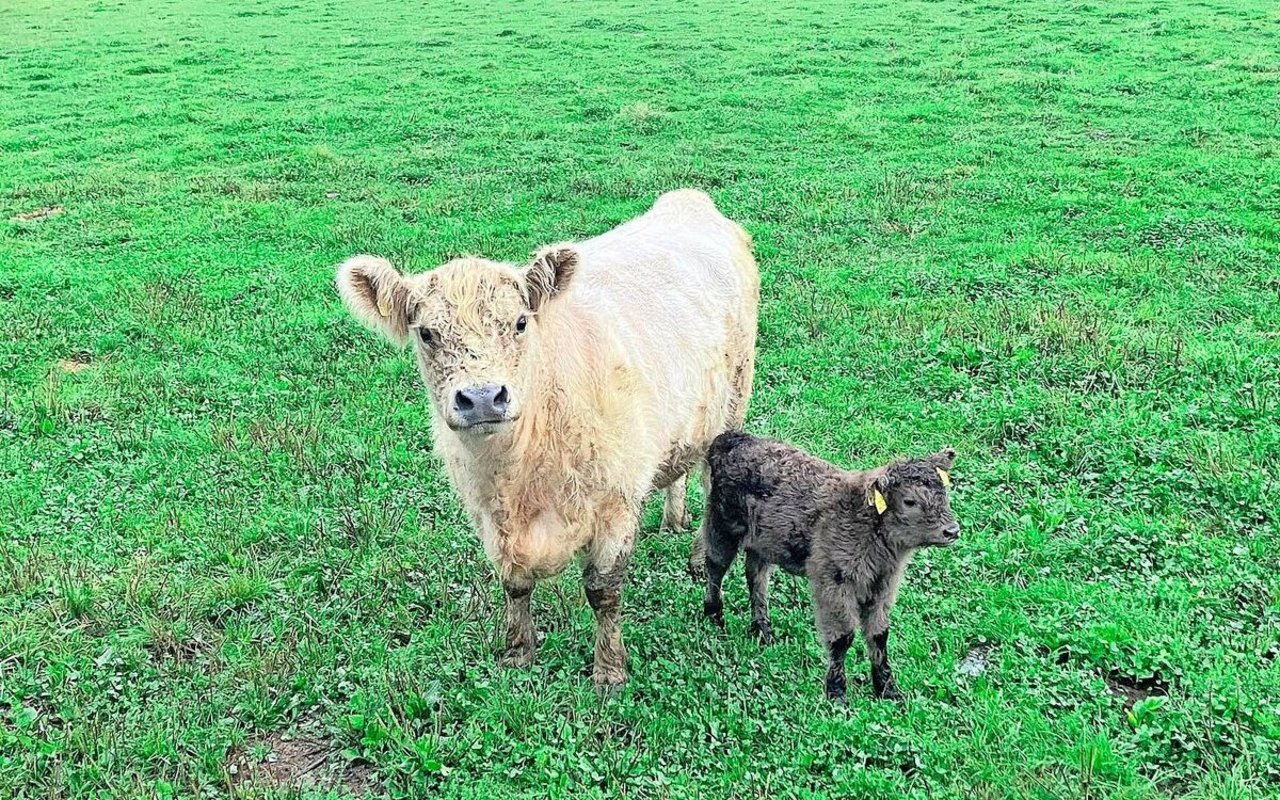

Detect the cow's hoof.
xmin=661 ymin=511 xmax=692 ymax=533
xmin=592 ymin=669 xmax=628 ymax=696
xmin=497 ymin=645 xmax=536 ymax=668
xmin=874 ymin=684 xmax=903 ymax=702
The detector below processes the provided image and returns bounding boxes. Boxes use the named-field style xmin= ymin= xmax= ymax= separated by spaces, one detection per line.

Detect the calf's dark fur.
xmin=703 ymin=431 xmax=960 ymax=701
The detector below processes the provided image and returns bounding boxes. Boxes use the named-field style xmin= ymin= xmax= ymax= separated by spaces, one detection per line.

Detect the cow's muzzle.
xmin=451 ymin=384 xmax=511 ymax=429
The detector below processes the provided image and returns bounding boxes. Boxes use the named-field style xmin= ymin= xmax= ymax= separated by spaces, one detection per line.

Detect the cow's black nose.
xmin=453 ymin=385 xmax=510 ymax=426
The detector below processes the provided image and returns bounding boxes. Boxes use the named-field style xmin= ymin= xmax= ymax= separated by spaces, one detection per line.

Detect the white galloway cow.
xmin=336 ymin=189 xmax=758 ymax=688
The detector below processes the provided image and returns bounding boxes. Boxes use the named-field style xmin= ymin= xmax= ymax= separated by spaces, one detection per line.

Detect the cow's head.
xmin=336 ymin=245 xmax=577 ymax=436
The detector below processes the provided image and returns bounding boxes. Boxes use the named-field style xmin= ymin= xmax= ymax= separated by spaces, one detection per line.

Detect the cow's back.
xmin=575 ymin=190 xmax=755 ymax=315
xmin=566 ymin=190 xmax=759 ymax=491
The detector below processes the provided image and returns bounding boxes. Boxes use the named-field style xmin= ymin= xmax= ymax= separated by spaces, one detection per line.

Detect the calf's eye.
xmin=903 ymin=499 xmax=918 ymax=508
xmin=418 ymin=327 xmax=435 ymax=346
xmin=515 ymin=314 xmax=528 ymax=334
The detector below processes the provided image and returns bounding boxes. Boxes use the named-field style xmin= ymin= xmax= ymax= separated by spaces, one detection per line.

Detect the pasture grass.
xmin=2 ymin=0 xmax=1279 ymax=796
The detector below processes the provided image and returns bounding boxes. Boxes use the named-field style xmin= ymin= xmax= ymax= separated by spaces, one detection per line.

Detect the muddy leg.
xmin=584 ymin=536 xmax=635 ymax=691
xmin=824 ymin=630 xmax=856 ymax=703
xmin=745 ymin=551 xmax=775 ymax=644
xmin=660 ymin=473 xmax=691 ymax=532
xmin=497 ymin=579 xmax=537 ymax=667
xmin=860 ymin=603 xmax=901 ymax=700
xmin=815 ymin=594 xmax=857 ymax=703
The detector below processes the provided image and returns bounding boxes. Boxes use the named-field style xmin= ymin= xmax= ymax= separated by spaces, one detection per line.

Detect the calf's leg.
xmin=814 ymin=591 xmax=857 ymax=703
xmin=744 ymin=550 xmax=775 ymax=644
xmin=498 ymin=579 xmax=537 ymax=667
xmin=701 ymin=506 xmax=740 ymax=628
xmin=859 ymin=601 xmax=901 ymax=700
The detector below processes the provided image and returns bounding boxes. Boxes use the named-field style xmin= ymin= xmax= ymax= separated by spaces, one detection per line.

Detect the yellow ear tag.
xmin=873 ymin=489 xmax=887 ymax=515
xmin=377 ymin=298 xmax=391 ymax=318
xmin=937 ymin=469 xmax=952 ymax=488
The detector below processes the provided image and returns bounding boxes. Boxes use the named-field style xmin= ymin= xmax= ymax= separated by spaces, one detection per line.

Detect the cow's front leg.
xmin=584 ymin=526 xmax=636 ymax=691
xmin=497 ymin=579 xmax=537 ymax=668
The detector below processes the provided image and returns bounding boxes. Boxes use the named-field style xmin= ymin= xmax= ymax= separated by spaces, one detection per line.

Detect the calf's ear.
xmin=928 ymin=447 xmax=957 ymax=470
xmin=525 ymin=244 xmax=579 ymax=311
xmin=868 ymin=472 xmax=891 ymax=514
xmin=336 ymin=255 xmax=417 ymax=345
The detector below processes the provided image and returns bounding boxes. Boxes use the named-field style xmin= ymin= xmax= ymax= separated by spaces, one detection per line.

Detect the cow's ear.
xmin=336 ymin=255 xmax=417 ymax=345
xmin=525 ymin=244 xmax=578 ymax=311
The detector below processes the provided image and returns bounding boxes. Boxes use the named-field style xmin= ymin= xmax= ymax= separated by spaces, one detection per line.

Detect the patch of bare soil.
xmin=12 ymin=205 xmax=63 ymax=222
xmin=58 ymin=353 xmax=93 ymax=373
xmin=956 ymin=643 xmax=993 ymax=678
xmin=143 ymin=629 xmax=211 ymax=665
xmin=228 ymin=727 xmax=376 ymax=797
xmin=1106 ymin=670 xmax=1169 ymax=711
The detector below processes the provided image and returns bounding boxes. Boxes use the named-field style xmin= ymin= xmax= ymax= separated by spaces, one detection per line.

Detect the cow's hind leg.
xmin=686 ymin=466 xmax=712 ymax=579
xmin=498 ymin=578 xmax=537 ymax=667
xmin=660 ymin=473 xmax=691 ymax=532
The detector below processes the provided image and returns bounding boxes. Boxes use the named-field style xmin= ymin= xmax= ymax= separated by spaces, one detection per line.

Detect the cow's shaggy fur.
xmin=337 ymin=190 xmax=759 ymax=688
xmin=703 ymin=431 xmax=959 ymax=701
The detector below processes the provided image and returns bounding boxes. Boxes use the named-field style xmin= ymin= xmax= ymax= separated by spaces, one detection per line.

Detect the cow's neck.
xmin=439 ymin=313 xmax=610 ymax=533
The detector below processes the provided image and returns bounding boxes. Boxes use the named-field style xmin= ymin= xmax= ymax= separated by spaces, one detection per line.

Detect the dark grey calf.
xmin=702 ymin=431 xmax=960 ymax=702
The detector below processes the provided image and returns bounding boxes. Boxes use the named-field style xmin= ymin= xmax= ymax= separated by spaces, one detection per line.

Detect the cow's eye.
xmin=515 ymin=314 xmax=528 ymax=334
xmin=417 ymin=327 xmax=435 ymax=346
xmin=903 ymin=499 xmax=918 ymax=509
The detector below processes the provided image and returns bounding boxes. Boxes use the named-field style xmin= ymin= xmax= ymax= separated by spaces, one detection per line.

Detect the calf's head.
xmin=867 ymin=447 xmax=960 ymax=549
xmin=336 ymin=245 xmax=577 ymax=435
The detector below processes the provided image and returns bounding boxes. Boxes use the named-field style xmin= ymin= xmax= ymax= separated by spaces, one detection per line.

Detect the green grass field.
xmin=3 ymin=0 xmax=1279 ymax=796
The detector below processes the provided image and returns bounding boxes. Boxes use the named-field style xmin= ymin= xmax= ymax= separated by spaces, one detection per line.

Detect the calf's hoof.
xmin=686 ymin=555 xmax=706 ymax=582
xmin=874 ymin=683 xmax=903 ymax=701
xmin=702 ymin=602 xmax=725 ymax=628
xmin=497 ymin=644 xmax=537 ymax=668
xmin=749 ymin=622 xmax=775 ymax=645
